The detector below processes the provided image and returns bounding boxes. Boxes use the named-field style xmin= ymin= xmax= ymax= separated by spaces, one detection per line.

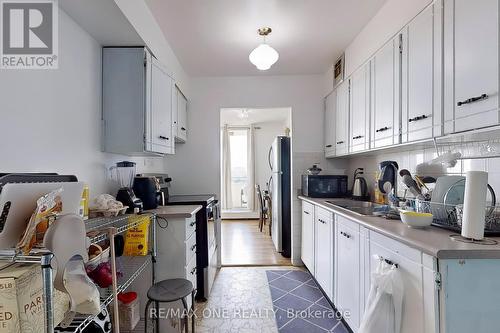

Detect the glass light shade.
xmin=249 ymin=43 xmax=279 ymax=70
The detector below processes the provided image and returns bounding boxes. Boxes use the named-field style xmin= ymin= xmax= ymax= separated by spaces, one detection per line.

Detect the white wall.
xmin=113 ymin=0 xmax=191 ymax=97
xmin=165 ymin=74 xmax=348 ymax=264
xmin=344 ymin=0 xmax=432 ymax=77
xmin=0 ymin=9 xmax=166 ymax=198
xmin=166 ymin=75 xmax=331 ymax=194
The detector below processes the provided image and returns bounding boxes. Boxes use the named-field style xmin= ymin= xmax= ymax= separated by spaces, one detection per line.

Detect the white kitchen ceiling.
xmin=221 ymin=108 xmax=290 ymax=126
xmin=145 ymin=0 xmax=387 ymax=76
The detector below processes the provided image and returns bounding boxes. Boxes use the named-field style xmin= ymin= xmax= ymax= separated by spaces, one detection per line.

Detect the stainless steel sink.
xmin=325 ymin=199 xmax=388 ymax=216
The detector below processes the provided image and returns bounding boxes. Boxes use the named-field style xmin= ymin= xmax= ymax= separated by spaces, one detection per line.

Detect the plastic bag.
xmin=358 ymin=257 xmax=404 ymax=333
xmin=124 ymin=215 xmax=150 ymax=256
xmin=18 ymin=188 xmax=63 ymax=254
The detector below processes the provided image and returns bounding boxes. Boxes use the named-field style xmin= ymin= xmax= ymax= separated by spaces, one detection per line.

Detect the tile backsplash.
xmin=293 ymin=152 xmax=348 ymax=190
xmin=346 ymin=147 xmax=500 ymax=201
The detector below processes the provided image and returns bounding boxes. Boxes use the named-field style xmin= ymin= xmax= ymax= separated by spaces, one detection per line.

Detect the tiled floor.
xmin=195 ymin=267 xmax=349 ymax=333
xmin=195 ymin=267 xmax=297 ymax=332
xmin=267 ymin=270 xmax=348 ymax=333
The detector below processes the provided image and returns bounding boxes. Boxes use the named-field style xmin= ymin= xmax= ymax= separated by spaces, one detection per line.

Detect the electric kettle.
xmin=352 ymin=168 xmax=368 ymax=200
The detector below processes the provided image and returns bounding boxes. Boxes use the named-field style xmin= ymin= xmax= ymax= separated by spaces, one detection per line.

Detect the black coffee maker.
xmin=133 ymin=174 xmax=172 ymax=209
xmin=110 ymin=161 xmax=143 ymax=213
xmin=378 ymin=161 xmax=399 ymax=195
xmin=133 ymin=176 xmax=160 ymax=210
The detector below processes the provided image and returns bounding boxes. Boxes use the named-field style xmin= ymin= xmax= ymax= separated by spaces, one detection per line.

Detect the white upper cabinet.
xmin=444 ymin=0 xmax=499 ymax=133
xmin=103 ymin=47 xmax=174 ymax=155
xmin=401 ymin=2 xmax=443 ymax=142
xmin=324 ymin=90 xmax=337 ymax=157
xmin=371 ymin=36 xmax=400 ymax=148
xmin=335 ymin=80 xmax=350 ymax=155
xmin=350 ymin=62 xmax=371 ymax=152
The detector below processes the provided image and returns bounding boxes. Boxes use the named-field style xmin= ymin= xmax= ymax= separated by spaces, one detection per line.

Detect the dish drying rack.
xmin=433 ymin=127 xmax=500 ymax=160
xmin=404 ymin=199 xmax=500 ymax=236
xmin=0 ymin=213 xmax=158 ymax=333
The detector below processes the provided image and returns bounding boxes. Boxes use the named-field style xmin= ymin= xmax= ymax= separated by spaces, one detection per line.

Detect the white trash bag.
xmin=359 ymin=257 xmax=404 ymax=333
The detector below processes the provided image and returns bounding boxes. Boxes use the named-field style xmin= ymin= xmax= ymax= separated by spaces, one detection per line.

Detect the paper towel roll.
xmin=461 ymin=171 xmax=488 ymax=240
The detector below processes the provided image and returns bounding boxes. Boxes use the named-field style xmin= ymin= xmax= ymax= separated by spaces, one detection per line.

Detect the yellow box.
xmin=0 ymin=263 xmax=69 ymax=333
xmin=124 ymin=216 xmax=150 ymax=256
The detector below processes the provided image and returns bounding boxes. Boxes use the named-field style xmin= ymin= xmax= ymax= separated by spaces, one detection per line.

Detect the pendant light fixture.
xmin=249 ymin=27 xmax=279 ymax=71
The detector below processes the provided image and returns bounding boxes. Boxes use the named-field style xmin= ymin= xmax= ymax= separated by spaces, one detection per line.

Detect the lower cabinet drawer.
xmin=182 ymin=255 xmax=196 ymax=313
xmin=185 ymin=232 xmax=197 ymax=263
xmin=185 ymin=216 xmax=196 ymax=239
xmin=369 ymin=231 xmax=421 ymax=264
xmin=186 ymin=255 xmax=197 ymax=289
xmin=337 ymin=215 xmax=360 ymax=233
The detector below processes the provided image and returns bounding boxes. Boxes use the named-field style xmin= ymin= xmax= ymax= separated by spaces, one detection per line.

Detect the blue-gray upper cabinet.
xmin=370 ymin=35 xmax=401 ymax=149
xmin=444 ymin=0 xmax=499 ymax=134
xmin=103 ymin=47 xmax=174 ymax=155
xmin=401 ymin=1 xmax=443 ymax=142
xmin=174 ymin=87 xmax=188 ymax=143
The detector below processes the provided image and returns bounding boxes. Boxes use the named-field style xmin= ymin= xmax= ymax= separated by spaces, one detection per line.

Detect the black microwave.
xmin=301 ymin=175 xmax=348 ymax=198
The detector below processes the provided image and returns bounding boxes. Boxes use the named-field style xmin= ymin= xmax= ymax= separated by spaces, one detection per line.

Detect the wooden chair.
xmin=255 ymin=185 xmax=268 ymax=232
xmin=264 ymin=191 xmax=272 ymax=236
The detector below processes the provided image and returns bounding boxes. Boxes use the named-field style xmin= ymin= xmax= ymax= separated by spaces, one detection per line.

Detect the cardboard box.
xmin=0 ymin=263 xmax=70 ymax=333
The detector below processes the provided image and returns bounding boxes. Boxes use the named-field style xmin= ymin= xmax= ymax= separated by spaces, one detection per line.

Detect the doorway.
xmin=220 ymin=107 xmax=292 ymax=266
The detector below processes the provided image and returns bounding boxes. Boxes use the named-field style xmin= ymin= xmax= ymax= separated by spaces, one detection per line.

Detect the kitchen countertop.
xmin=147 ymin=205 xmax=202 ymax=219
xmin=299 ymin=196 xmax=500 ymax=259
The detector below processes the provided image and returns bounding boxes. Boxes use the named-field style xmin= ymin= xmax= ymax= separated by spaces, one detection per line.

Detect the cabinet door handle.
xmin=190 ymin=220 xmax=196 ymax=227
xmin=336 ymin=141 xmax=345 ymax=145
xmin=159 ymin=135 xmax=169 ymax=140
xmin=325 ymin=144 xmax=333 ymax=148
xmin=303 ymin=211 xmax=310 ymax=215
xmin=457 ymin=93 xmax=488 ymax=106
xmin=190 ymin=244 xmax=197 ymax=252
xmin=318 ymin=219 xmax=326 ymax=224
xmin=408 ymin=114 xmax=428 ymax=122
xmin=376 ymin=126 xmax=390 ymax=133
xmin=341 ymin=231 xmax=351 ymax=238
xmin=190 ymin=267 xmax=197 ymax=275
xmin=352 ymin=135 xmax=363 ymax=140
xmin=181 ymin=127 xmax=186 ymax=131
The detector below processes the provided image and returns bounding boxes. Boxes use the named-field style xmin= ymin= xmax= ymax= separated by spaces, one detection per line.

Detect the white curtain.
xmin=221 ymin=125 xmax=233 ymax=210
xmin=246 ymin=125 xmax=256 ymax=211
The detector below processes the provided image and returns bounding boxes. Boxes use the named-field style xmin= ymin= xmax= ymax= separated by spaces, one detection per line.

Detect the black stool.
xmin=144 ymin=278 xmax=195 ymax=333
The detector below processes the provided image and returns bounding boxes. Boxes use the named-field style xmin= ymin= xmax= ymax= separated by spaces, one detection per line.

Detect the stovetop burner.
xmin=167 ymin=194 xmax=215 ymax=205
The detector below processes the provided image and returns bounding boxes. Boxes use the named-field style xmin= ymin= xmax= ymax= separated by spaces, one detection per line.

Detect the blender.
xmin=110 ymin=161 xmax=143 ymax=213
